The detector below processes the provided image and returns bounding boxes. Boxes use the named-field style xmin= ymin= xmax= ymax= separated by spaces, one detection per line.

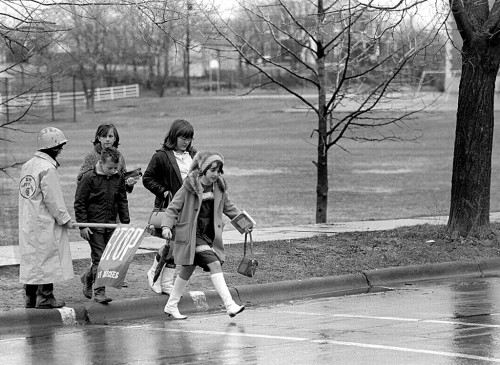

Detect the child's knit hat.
xmin=189 ymin=151 xmax=224 ymax=173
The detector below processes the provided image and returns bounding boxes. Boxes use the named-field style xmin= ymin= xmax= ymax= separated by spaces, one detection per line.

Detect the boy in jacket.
xmin=74 ymin=147 xmax=130 ymax=303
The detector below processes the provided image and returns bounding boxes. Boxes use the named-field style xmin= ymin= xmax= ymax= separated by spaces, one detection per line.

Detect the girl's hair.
xmin=100 ymin=147 xmax=120 ymax=163
xmin=201 ymin=160 xmax=224 ymax=176
xmin=92 ymin=124 xmax=120 ymax=147
xmin=163 ymin=119 xmax=194 ymax=150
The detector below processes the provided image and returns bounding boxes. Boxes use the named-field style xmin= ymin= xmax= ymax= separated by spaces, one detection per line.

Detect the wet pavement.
xmin=3 ymin=276 xmax=500 ymax=364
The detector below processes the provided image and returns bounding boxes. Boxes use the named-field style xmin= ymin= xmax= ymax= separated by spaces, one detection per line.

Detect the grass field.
xmin=2 ymin=92 xmax=500 ymax=246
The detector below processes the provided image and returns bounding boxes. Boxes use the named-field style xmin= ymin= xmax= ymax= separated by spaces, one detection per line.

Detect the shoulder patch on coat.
xmin=19 ymin=175 xmax=37 ymax=198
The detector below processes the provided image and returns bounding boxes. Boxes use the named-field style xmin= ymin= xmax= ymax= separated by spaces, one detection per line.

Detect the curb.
xmin=362 ymin=257 xmax=500 ymax=286
xmin=235 ymin=273 xmax=369 ymax=306
xmin=363 ymin=261 xmax=481 ymax=286
xmin=2 ymin=258 xmax=500 ymax=332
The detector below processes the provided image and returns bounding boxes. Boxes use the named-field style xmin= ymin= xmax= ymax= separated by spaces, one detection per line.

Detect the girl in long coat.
xmin=161 ymin=151 xmax=247 ymax=319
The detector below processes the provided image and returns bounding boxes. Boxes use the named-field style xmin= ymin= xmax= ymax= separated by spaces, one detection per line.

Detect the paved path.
xmin=2 ymin=213 xmax=500 ymax=267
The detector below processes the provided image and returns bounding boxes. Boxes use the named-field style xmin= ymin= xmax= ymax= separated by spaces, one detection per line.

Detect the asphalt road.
xmin=2 ymin=276 xmax=500 ymax=364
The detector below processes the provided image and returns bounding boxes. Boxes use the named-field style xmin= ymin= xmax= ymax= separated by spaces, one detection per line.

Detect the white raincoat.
xmin=18 ymin=151 xmax=74 ymax=284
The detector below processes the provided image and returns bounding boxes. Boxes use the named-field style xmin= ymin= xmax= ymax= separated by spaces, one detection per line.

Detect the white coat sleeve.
xmin=40 ymin=167 xmax=72 ymax=225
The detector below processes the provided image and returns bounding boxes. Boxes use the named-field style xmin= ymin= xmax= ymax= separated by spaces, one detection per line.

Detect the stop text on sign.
xmin=101 ymin=226 xmax=145 ymax=262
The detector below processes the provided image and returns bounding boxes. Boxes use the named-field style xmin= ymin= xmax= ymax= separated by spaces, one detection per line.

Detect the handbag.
xmin=237 ymin=231 xmax=258 ymax=277
xmin=147 ymin=192 xmax=172 ymax=238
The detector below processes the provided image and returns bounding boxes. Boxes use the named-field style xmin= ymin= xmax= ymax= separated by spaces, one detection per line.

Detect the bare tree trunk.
xmin=316 ymin=56 xmax=328 ymax=223
xmin=315 ymin=0 xmax=328 ymax=224
xmin=316 ymin=111 xmax=328 ymax=223
xmin=447 ymin=45 xmax=497 ymax=237
xmin=185 ymin=36 xmax=191 ymax=95
xmin=185 ymin=2 xmax=191 ymax=96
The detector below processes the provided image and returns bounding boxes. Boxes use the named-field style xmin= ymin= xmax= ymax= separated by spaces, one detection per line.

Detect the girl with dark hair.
xmin=143 ymin=119 xmax=197 ymax=295
xmin=77 ymin=124 xmax=138 ymax=191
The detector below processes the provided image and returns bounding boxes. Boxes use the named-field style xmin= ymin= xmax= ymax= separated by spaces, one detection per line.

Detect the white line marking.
xmin=333 ymin=314 xmax=420 ymax=322
xmin=281 ymin=311 xmax=500 ymax=328
xmin=309 ymin=339 xmax=500 ymax=363
xmin=140 ymin=328 xmax=500 ymax=363
xmin=164 ymin=328 xmax=308 ymax=341
xmin=426 ymin=319 xmax=500 ymax=328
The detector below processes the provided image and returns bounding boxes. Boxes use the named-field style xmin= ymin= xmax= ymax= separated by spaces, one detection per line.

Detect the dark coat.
xmin=161 ymin=172 xmax=241 ymax=266
xmin=74 ymin=168 xmax=130 ymax=226
xmin=142 ymin=146 xmax=197 ymax=208
xmin=77 ymin=146 xmax=133 ymax=193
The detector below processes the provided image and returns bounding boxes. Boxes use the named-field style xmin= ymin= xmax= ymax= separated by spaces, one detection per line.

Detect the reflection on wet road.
xmin=2 ymin=276 xmax=500 ymax=364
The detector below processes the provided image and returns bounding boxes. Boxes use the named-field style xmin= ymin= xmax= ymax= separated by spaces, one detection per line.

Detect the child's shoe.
xmin=35 ymin=299 xmax=66 ymax=309
xmin=94 ymin=287 xmax=112 ymax=303
xmin=81 ymin=272 xmax=93 ymax=299
xmin=226 ymin=303 xmax=245 ymax=317
xmin=164 ymin=304 xmax=187 ymax=320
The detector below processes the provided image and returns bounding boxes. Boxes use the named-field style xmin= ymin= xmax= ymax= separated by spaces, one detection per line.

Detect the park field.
xmin=2 ymin=93 xmax=500 ymax=246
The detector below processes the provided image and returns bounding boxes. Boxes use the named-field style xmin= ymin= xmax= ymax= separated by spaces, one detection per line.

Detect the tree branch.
xmin=450 ymin=0 xmax=477 ymax=42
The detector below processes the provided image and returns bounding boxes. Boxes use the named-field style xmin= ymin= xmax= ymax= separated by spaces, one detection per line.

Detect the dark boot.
xmin=94 ymin=287 xmax=112 ymax=304
xmin=35 ymin=284 xmax=65 ymax=309
xmin=80 ymin=271 xmax=93 ymax=299
xmin=24 ymin=284 xmax=38 ymax=308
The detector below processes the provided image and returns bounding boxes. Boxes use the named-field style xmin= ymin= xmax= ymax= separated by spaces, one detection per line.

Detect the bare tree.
xmin=203 ymin=0 xmax=445 ymax=223
xmin=121 ymin=1 xmax=182 ymax=96
xmin=54 ymin=2 xmax=120 ymax=110
xmin=446 ymin=0 xmax=500 ymax=238
xmin=129 ymin=0 xmax=223 ymax=95
xmin=0 ymin=0 xmax=66 ymax=174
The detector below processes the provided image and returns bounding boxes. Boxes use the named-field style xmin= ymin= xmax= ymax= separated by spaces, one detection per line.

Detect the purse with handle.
xmin=237 ymin=231 xmax=258 ymax=277
xmin=147 ymin=192 xmax=172 ymax=238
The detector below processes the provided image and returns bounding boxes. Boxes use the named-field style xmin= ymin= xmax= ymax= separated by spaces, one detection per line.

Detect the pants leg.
xmin=88 ymin=229 xmax=112 ymax=284
xmin=36 ymin=283 xmax=55 ymax=306
xmin=24 ymin=284 xmax=38 ymax=308
xmin=92 ymin=230 xmax=114 ymax=303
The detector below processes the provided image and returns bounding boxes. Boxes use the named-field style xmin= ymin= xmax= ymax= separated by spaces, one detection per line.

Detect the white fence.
xmin=0 ymin=84 xmax=139 ymax=112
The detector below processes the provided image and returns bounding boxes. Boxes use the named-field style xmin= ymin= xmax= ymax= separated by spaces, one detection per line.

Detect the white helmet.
xmin=37 ymin=127 xmax=68 ymax=150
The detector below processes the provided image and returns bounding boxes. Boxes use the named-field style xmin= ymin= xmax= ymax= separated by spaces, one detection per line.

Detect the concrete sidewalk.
xmin=4 ymin=212 xmax=500 ymax=267
xmin=0 ymin=213 xmax=467 ymax=267
xmin=2 ymin=213 xmax=500 ymax=333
